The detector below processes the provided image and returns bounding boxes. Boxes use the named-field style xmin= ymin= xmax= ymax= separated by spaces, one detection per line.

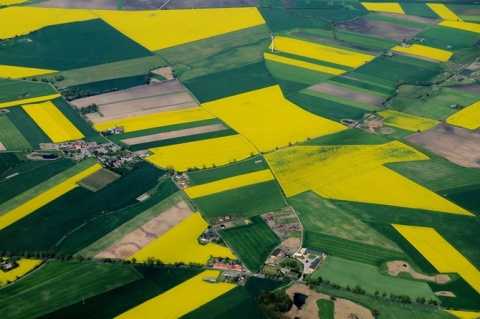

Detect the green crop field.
xmin=0 ymin=79 xmax=58 ymax=104
xmin=37 ymin=267 xmax=203 ymax=319
xmin=416 ymin=26 xmax=480 ymax=50
xmin=193 ymin=180 xmax=287 ymax=219
xmin=400 ymin=3 xmax=438 ymax=18
xmin=290 ymin=191 xmax=401 ymax=252
xmin=0 ymin=162 xmax=163 ymax=255
xmin=0 ymin=158 xmax=74 ymax=205
xmin=313 ymin=256 xmax=438 ymax=300
xmin=0 ymin=19 xmax=152 ymax=71
xmin=77 ymin=187 xmax=181 ymax=257
xmin=330 ymin=75 xmax=394 ymax=95
xmin=0 ymin=153 xmax=22 ymax=176
xmin=65 ymin=75 xmax=148 ymax=97
xmin=317 ymin=299 xmax=334 ymax=319
xmin=187 ymin=156 xmax=269 ymax=186
xmin=51 ymin=98 xmax=98 ymax=139
xmin=304 ymin=128 xmax=389 ymax=146
xmin=0 ymin=115 xmax=31 ymax=150
xmin=0 ymin=261 xmax=142 ymax=319
xmin=6 ymin=106 xmax=52 ymax=147
xmin=158 ymin=25 xmax=270 ymax=81
xmin=428 ymin=275 xmax=480 ymax=310
xmin=183 ymin=62 xmax=277 ymax=103
xmin=220 ymin=216 xmax=281 ymax=271
xmin=363 ymin=13 xmax=431 ymax=29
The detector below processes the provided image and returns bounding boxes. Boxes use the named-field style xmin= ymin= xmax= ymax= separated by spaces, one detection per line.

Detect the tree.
xmin=372 ymin=309 xmax=380 ymax=317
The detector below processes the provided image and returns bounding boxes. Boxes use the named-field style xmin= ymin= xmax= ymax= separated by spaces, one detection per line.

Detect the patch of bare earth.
xmin=406 ymin=123 xmax=480 ymax=168
xmin=122 ymin=123 xmax=227 ymax=145
xmin=435 ymin=291 xmax=456 ymax=297
xmin=336 ymin=18 xmax=421 ymax=42
xmin=30 ymin=0 xmax=117 ymax=9
xmin=286 ymin=284 xmax=374 ymax=319
xmin=95 ymin=201 xmax=193 ymax=259
xmin=387 ymin=261 xmax=450 ymax=283
xmin=281 ymin=237 xmax=301 ymax=255
xmin=152 ymin=66 xmax=174 ymax=80
xmin=0 ymin=142 xmax=6 ymax=151
xmin=309 ymin=83 xmax=385 ymax=107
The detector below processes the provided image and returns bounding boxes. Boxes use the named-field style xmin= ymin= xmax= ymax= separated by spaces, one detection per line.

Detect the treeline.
xmin=258 ymin=290 xmax=293 ymax=319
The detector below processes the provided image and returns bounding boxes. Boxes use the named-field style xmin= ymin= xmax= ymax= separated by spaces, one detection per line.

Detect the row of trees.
xmin=258 ymin=290 xmax=293 ymax=319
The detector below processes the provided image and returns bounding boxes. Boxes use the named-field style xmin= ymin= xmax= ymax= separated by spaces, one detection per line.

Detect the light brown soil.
xmin=309 ymin=83 xmax=385 ymax=107
xmin=95 ymin=200 xmax=193 ymax=259
xmin=152 ymin=66 xmax=174 ymax=80
xmin=336 ymin=18 xmax=421 ymax=42
xmin=85 ymin=112 xmax=101 ymax=120
xmin=31 ymin=0 xmax=116 ymax=9
xmin=435 ymin=291 xmax=456 ymax=297
xmin=122 ymin=124 xmax=227 ymax=145
xmin=98 ymin=91 xmax=195 ymax=116
xmin=406 ymin=123 xmax=480 ymax=168
xmin=0 ymin=142 xmax=6 ymax=151
xmin=286 ymin=284 xmax=374 ymax=319
xmin=281 ymin=237 xmax=301 ymax=254
xmin=72 ymin=80 xmax=187 ymax=108
xmin=387 ymin=261 xmax=450 ymax=283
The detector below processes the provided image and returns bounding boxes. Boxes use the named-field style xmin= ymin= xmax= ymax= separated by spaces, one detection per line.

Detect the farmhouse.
xmin=308 ymin=258 xmax=321 ymax=274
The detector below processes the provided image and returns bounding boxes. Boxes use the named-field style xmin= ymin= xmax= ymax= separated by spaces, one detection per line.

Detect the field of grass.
xmin=0 ymin=19 xmax=152 ymax=71
xmin=304 ymin=128 xmax=388 ymax=146
xmin=0 ymin=162 xmax=162 ymax=254
xmin=0 ymin=261 xmax=142 ymax=319
xmin=416 ymin=25 xmax=480 ymax=50
xmin=400 ymin=3 xmax=438 ymax=19
xmin=65 ymin=75 xmax=148 ymax=97
xmin=0 ymin=115 xmax=31 ymax=150
xmin=330 ymin=74 xmax=394 ymax=95
xmin=6 ymin=106 xmax=52 ymax=147
xmin=183 ymin=62 xmax=277 ymax=103
xmin=315 ymin=286 xmax=457 ymax=319
xmin=193 ymin=180 xmax=286 ymax=219
xmin=0 ymin=153 xmax=22 ymax=176
xmin=220 ymin=216 xmax=281 ymax=271
xmin=313 ymin=256 xmax=439 ymax=300
xmin=158 ymin=25 xmax=270 ymax=81
xmin=290 ymin=191 xmax=401 ymax=251
xmin=317 ymin=299 xmax=335 ymax=319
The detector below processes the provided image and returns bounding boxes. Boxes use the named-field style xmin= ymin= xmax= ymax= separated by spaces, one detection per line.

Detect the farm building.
xmin=308 ymin=258 xmax=321 ymax=274
xmin=271 ymin=248 xmax=282 ymax=258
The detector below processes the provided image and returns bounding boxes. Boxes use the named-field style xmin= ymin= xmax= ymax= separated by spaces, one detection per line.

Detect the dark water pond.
xmin=293 ymin=293 xmax=307 ymax=309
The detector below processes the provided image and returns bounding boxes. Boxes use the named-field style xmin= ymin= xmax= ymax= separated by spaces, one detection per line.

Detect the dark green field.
xmin=193 ymin=180 xmax=286 ymax=219
xmin=400 ymin=3 xmax=438 ymax=18
xmin=304 ymin=128 xmax=388 ymax=146
xmin=0 ymin=162 xmax=163 ymax=254
xmin=0 ymin=153 xmax=22 ymax=176
xmin=0 ymin=19 xmax=152 ymax=71
xmin=330 ymin=75 xmax=394 ymax=95
xmin=51 ymin=97 xmax=98 ymax=139
xmin=0 ymin=115 xmax=31 ymax=150
xmin=220 ymin=216 xmax=281 ymax=271
xmin=0 ymin=79 xmax=57 ymax=104
xmin=0 ymin=262 xmax=142 ymax=319
xmin=182 ymin=62 xmax=277 ymax=103
xmin=38 ymin=266 xmax=203 ymax=319
xmin=187 ymin=156 xmax=270 ymax=186
xmin=416 ymin=25 xmax=480 ymax=50
xmin=65 ymin=75 xmax=148 ymax=97
xmin=317 ymin=299 xmax=334 ymax=319
xmin=6 ymin=106 xmax=52 ymax=147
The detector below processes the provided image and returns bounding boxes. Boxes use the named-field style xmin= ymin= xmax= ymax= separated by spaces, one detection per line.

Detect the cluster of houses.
xmin=103 ymin=126 xmax=125 ymax=135
xmin=293 ymin=248 xmax=326 ymax=274
xmin=198 ymin=228 xmax=220 ymax=244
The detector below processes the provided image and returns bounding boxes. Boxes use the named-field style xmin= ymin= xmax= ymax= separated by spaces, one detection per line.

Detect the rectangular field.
xmin=219 ymin=215 xmax=281 ymax=271
xmin=77 ymin=168 xmax=120 ymax=192
xmin=0 ymin=115 xmax=31 ymax=150
xmin=379 ymin=109 xmax=439 ymax=132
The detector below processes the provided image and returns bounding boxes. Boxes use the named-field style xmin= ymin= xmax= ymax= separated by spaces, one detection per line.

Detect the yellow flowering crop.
xmin=391 ymin=44 xmax=453 ymax=62
xmin=0 ymin=65 xmax=57 ymax=79
xmin=93 ymin=107 xmax=215 ymax=133
xmin=272 ymin=37 xmax=375 ymax=68
xmin=0 ymin=7 xmax=96 ymax=39
xmin=0 ymin=94 xmax=61 ymax=108
xmin=0 ymin=259 xmax=42 ymax=286
xmin=361 ymin=2 xmax=405 ymax=14
xmin=22 ymin=101 xmax=84 ymax=143
xmin=265 ymin=141 xmax=472 ymax=215
xmin=379 ymin=110 xmax=439 ymax=132
xmin=203 ymin=85 xmax=346 ymax=152
xmin=93 ymin=8 xmax=265 ymax=51
xmin=147 ymin=135 xmax=258 ymax=172
xmin=0 ymin=0 xmax=28 ymax=4
xmin=129 ymin=212 xmax=236 ymax=264
xmin=393 ymin=225 xmax=480 ymax=294
xmin=264 ymin=52 xmax=345 ymax=75
xmin=439 ymin=20 xmax=480 ymax=33
xmin=446 ymin=310 xmax=480 ymax=319
xmin=0 ymin=164 xmax=101 ymax=230
xmin=185 ymin=169 xmax=274 ymax=199
xmin=427 ymin=3 xmax=462 ymax=21
xmin=116 ymin=270 xmax=235 ymax=319
xmin=446 ymin=100 xmax=480 ymax=130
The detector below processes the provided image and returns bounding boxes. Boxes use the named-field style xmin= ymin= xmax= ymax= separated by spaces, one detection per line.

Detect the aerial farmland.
xmin=0 ymin=0 xmax=479 ymax=318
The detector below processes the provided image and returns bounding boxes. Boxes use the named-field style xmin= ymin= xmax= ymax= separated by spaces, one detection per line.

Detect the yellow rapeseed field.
xmin=0 ymin=259 xmax=42 ymax=286
xmin=379 ymin=110 xmax=439 ymax=132
xmin=185 ymin=169 xmax=274 ymax=199
xmin=265 ymin=141 xmax=472 ymax=215
xmin=203 ymin=85 xmax=346 ymax=152
xmin=393 ymin=225 xmax=480 ymax=294
xmin=93 ymin=107 xmax=215 ymax=133
xmin=264 ymin=52 xmax=345 ymax=75
xmin=272 ymin=37 xmax=375 ymax=68
xmin=116 ymin=270 xmax=235 ymax=319
xmin=147 ymin=135 xmax=258 ymax=172
xmin=446 ymin=100 xmax=480 ymax=130
xmin=391 ymin=44 xmax=453 ymax=62
xmin=446 ymin=310 xmax=480 ymax=319
xmin=0 ymin=94 xmax=61 ymax=108
xmin=93 ymin=8 xmax=265 ymax=51
xmin=0 ymin=7 xmax=96 ymax=39
xmin=0 ymin=164 xmax=101 ymax=230
xmin=0 ymin=65 xmax=57 ymax=79
xmin=439 ymin=20 xmax=480 ymax=33
xmin=129 ymin=212 xmax=236 ymax=264
xmin=361 ymin=2 xmax=405 ymax=14
xmin=23 ymin=101 xmax=84 ymax=143
xmin=427 ymin=3 xmax=462 ymax=21
xmin=0 ymin=0 xmax=28 ymax=4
